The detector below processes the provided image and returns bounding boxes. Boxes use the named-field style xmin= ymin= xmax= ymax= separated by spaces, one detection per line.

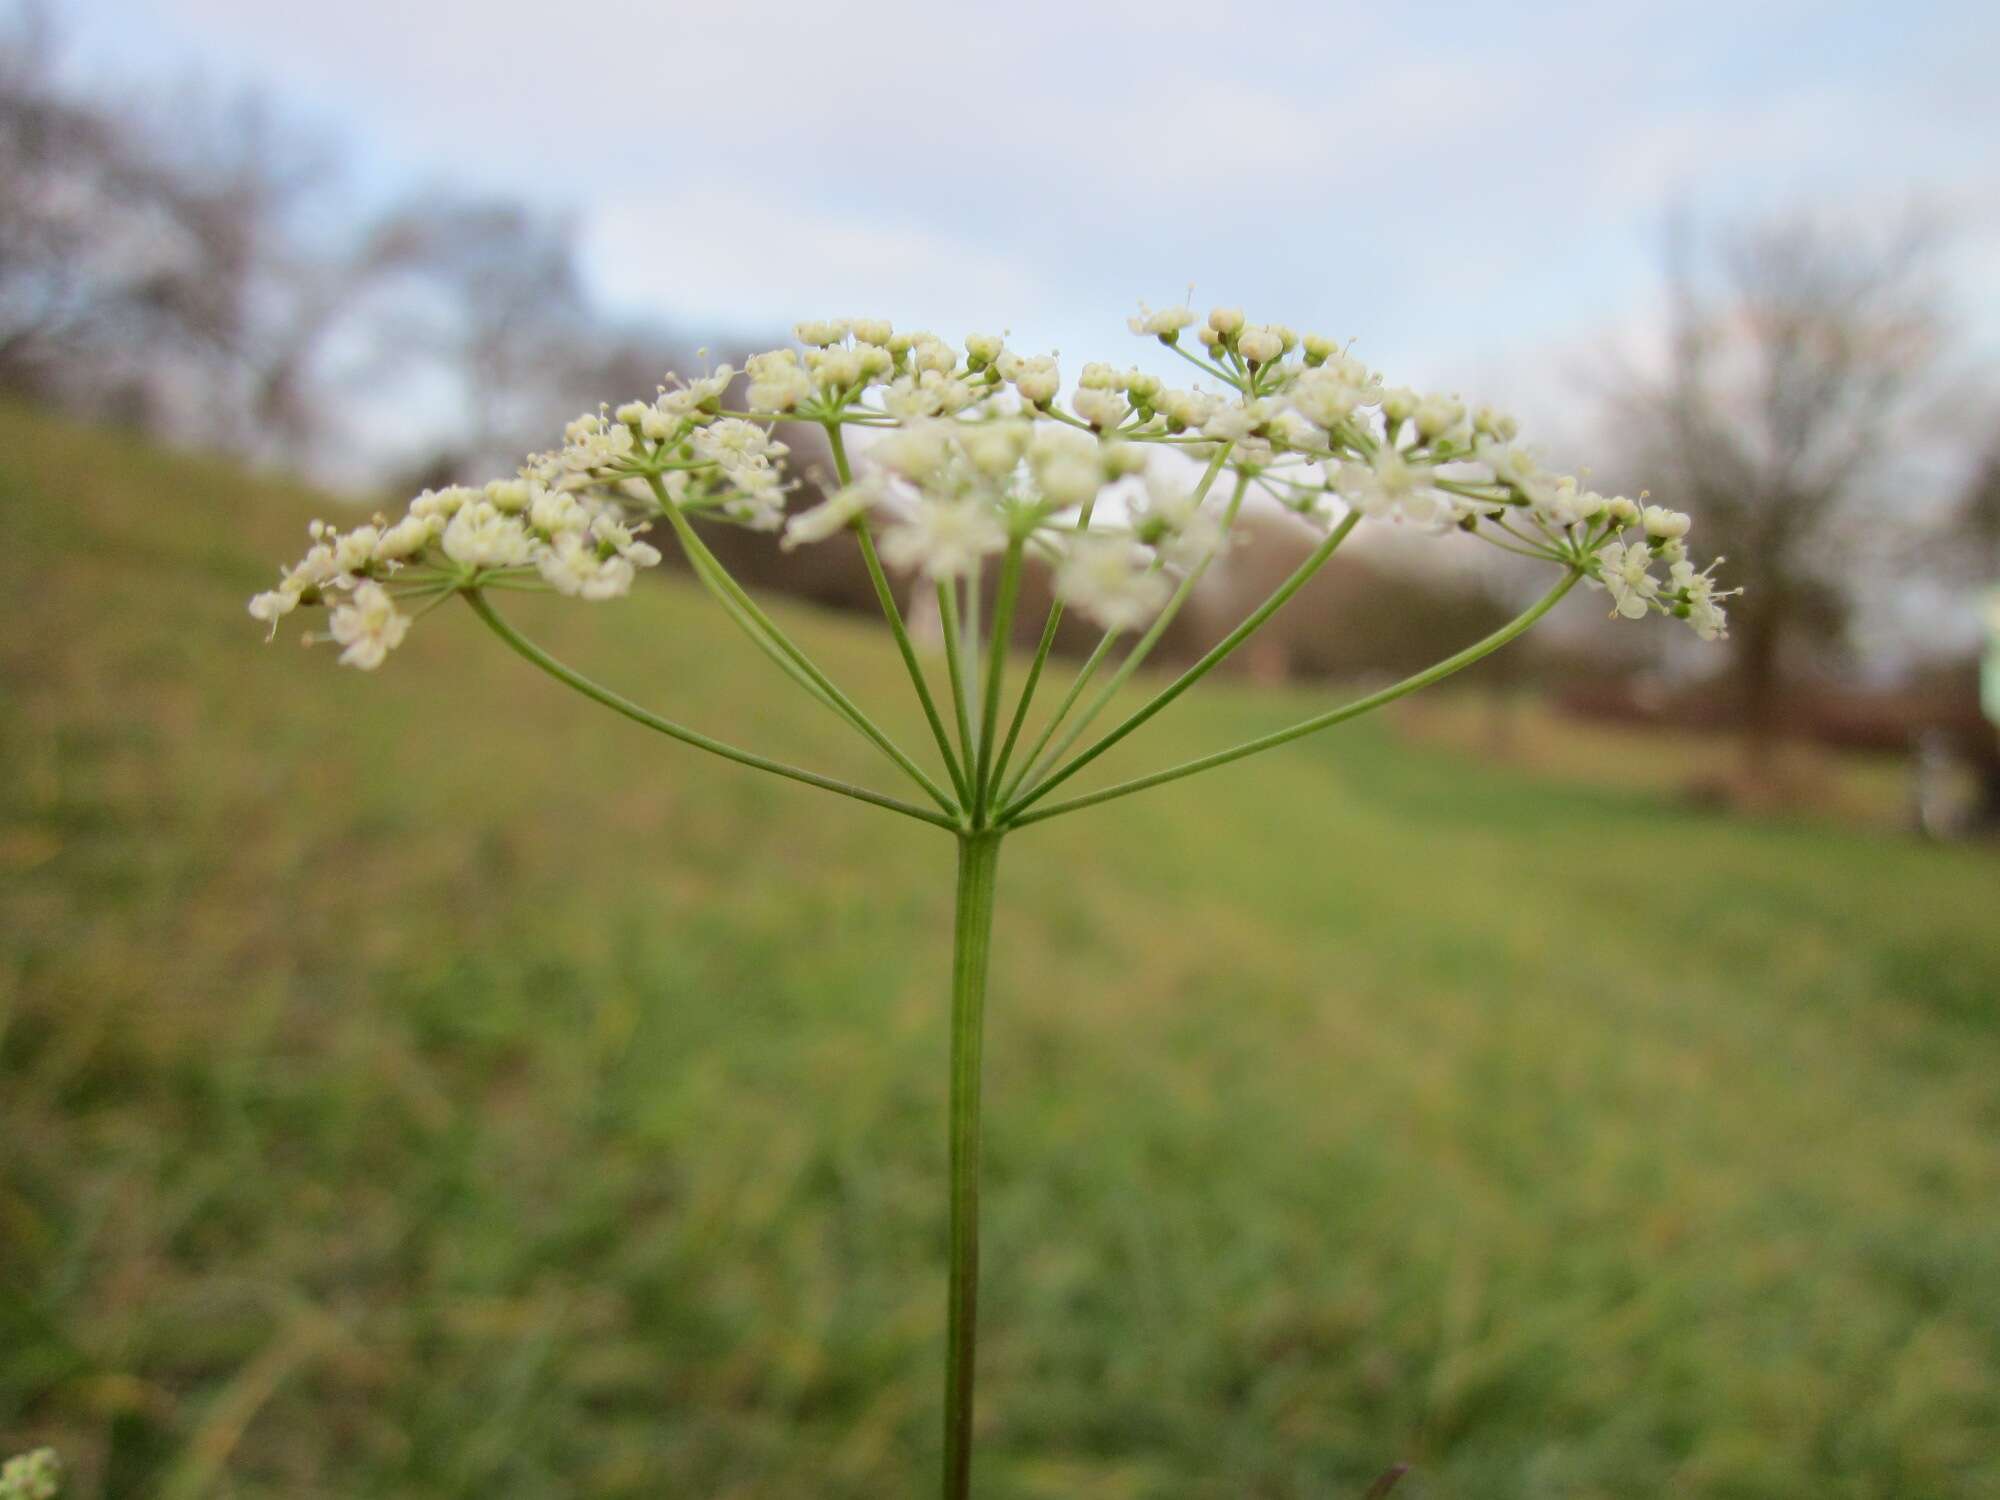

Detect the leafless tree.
xmin=1609 ymin=211 xmax=1946 ymax=776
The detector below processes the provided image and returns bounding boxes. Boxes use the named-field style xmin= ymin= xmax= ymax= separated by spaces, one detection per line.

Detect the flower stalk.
xmin=943 ymin=830 xmax=1002 ymax=1500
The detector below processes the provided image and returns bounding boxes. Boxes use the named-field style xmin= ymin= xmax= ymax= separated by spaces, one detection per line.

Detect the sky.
xmin=55 ymin=0 xmax=2000 ymax=427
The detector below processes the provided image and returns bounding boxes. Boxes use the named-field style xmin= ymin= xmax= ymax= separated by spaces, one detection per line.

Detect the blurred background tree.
xmin=1606 ymin=213 xmax=1948 ymax=779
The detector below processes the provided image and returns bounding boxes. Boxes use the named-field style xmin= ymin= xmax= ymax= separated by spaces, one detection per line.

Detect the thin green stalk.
xmin=646 ymin=478 xmax=851 ymax=718
xmin=995 ymin=627 xmax=1123 ymax=807
xmin=462 ymin=591 xmax=955 ymax=830
xmin=823 ymin=422 xmax=970 ymax=807
xmin=962 ymin=569 xmax=982 ymax=746
xmin=937 ymin=580 xmax=977 ymax=776
xmin=942 ymin=831 xmax=1002 ymax=1500
xmin=973 ymin=539 xmax=1025 ymax=821
xmin=1006 ymin=571 xmax=1581 ymax=827
xmin=998 ymin=445 xmax=1234 ymax=804
xmin=687 ymin=542 xmax=848 ymax=716
xmin=857 ymin=524 xmax=971 ymax=807
xmin=1015 ymin=470 xmax=1251 ymax=793
xmin=987 ymin=497 xmax=1097 ymax=798
xmin=1002 ymin=509 xmax=1363 ymax=820
xmin=650 ymin=482 xmax=958 ymax=816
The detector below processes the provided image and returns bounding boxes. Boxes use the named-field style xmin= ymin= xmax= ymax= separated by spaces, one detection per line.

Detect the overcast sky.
xmin=60 ymin=0 xmax=2000 ymax=424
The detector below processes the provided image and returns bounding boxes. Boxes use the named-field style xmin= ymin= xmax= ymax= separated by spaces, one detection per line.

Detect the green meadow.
xmin=3 ymin=402 xmax=1997 ymax=1498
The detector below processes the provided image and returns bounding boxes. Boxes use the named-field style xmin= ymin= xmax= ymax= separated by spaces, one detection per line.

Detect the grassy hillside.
xmin=3 ymin=401 xmax=1997 ymax=1499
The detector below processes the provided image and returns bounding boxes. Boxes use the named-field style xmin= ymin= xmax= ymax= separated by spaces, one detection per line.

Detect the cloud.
xmin=64 ymin=0 xmax=2000 ymax=380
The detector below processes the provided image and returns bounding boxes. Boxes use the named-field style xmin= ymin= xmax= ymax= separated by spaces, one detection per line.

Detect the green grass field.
xmin=4 ymin=402 xmax=1998 ymax=1498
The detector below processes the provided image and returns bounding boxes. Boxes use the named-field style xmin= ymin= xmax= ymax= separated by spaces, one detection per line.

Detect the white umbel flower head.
xmin=250 ymin=297 xmax=1732 ymax=670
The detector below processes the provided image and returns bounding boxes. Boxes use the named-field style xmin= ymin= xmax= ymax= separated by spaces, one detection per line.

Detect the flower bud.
xmin=1643 ymin=505 xmax=1691 ymax=541
xmin=1208 ymin=306 xmax=1245 ymax=336
xmin=1238 ymin=327 xmax=1283 ymax=364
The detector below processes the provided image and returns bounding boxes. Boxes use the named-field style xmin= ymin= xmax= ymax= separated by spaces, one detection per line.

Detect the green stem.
xmin=650 ymin=483 xmax=958 ymax=816
xmin=942 ymin=830 xmax=1002 ymax=1500
xmin=1015 ymin=470 xmax=1250 ymax=793
xmin=973 ymin=539 xmax=1025 ymax=822
xmin=856 ymin=523 xmax=971 ymax=807
xmin=1006 ymin=571 xmax=1581 ymax=827
xmin=824 ymin=422 xmax=970 ymax=807
xmin=462 ymin=592 xmax=955 ymax=830
xmin=995 ymin=627 xmax=1122 ymax=808
xmin=937 ymin=580 xmax=978 ymax=777
xmin=1002 ymin=509 xmax=1362 ymax=819
xmin=987 ymin=497 xmax=1097 ymax=799
xmin=999 ymin=445 xmax=1234 ymax=804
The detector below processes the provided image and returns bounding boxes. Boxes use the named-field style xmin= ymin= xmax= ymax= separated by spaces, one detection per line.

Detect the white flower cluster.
xmin=253 ymin=305 xmax=1730 ymax=668
xmin=763 ymin=308 xmax=1727 ymax=638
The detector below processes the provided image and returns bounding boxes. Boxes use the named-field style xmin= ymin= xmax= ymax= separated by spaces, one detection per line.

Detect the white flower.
xmin=374 ymin=515 xmax=436 ymax=561
xmin=1541 ymin=477 xmax=1607 ymax=529
xmin=879 ymin=499 xmax=1008 ymax=580
xmin=1669 ymin=558 xmax=1731 ymax=639
xmin=1643 ymin=504 xmax=1691 ymax=541
xmin=1028 ymin=428 xmax=1104 ymax=509
xmin=999 ymin=353 xmax=1060 ymax=406
xmin=537 ymin=532 xmax=637 ymax=600
xmin=1208 ymin=306 xmax=1245 ymax=336
xmin=1594 ymin=540 xmax=1659 ymax=619
xmin=327 ymin=582 xmax=410 ymax=670
xmin=1475 ymin=438 xmax=1556 ymax=508
xmin=248 ymin=586 xmax=301 ymax=638
xmin=531 ymin=487 xmax=589 ymax=536
xmin=331 ymin=525 xmax=380 ymax=575
xmin=1128 ymin=303 xmax=1197 ymax=339
xmin=410 ymin=486 xmax=477 ymax=522
xmin=1156 ymin=389 xmax=1219 ymax=430
xmin=1238 ymin=325 xmax=1283 ymax=364
xmin=1071 ymin=387 xmax=1127 ymax=429
xmin=875 ymin=421 xmax=959 ymax=485
xmin=442 ymin=501 xmax=535 ymax=569
xmin=1332 ymin=445 xmax=1444 ymax=524
xmin=1055 ymin=536 xmax=1171 ymax=630
xmin=961 ymin=420 xmax=1030 ymax=479
xmin=654 ymin=367 xmax=735 ymax=418
xmin=910 ymin=336 xmax=957 ymax=375
xmin=1288 ymin=367 xmax=1366 ymax=430
xmin=1412 ymin=393 xmax=1465 ymax=441
xmin=746 ymin=349 xmax=812 ymax=412
xmin=783 ymin=480 xmax=882 ymax=549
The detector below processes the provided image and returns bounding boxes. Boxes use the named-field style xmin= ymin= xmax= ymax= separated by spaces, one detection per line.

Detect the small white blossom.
xmin=442 ymin=501 xmax=535 ymax=569
xmin=879 ymin=499 xmax=1009 ymax=580
xmin=784 ymin=479 xmax=884 ymax=549
xmin=1071 ymin=386 xmax=1127 ymax=429
xmin=1594 ymin=540 xmax=1660 ymax=619
xmin=998 ymin=352 xmax=1060 ymax=406
xmin=1128 ymin=303 xmax=1197 ymax=339
xmin=746 ymin=349 xmax=813 ymax=412
xmin=1055 ymin=536 xmax=1172 ymax=630
xmin=1643 ymin=504 xmax=1691 ymax=541
xmin=1237 ymin=325 xmax=1284 ymax=364
xmin=327 ymin=582 xmax=410 ymax=670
